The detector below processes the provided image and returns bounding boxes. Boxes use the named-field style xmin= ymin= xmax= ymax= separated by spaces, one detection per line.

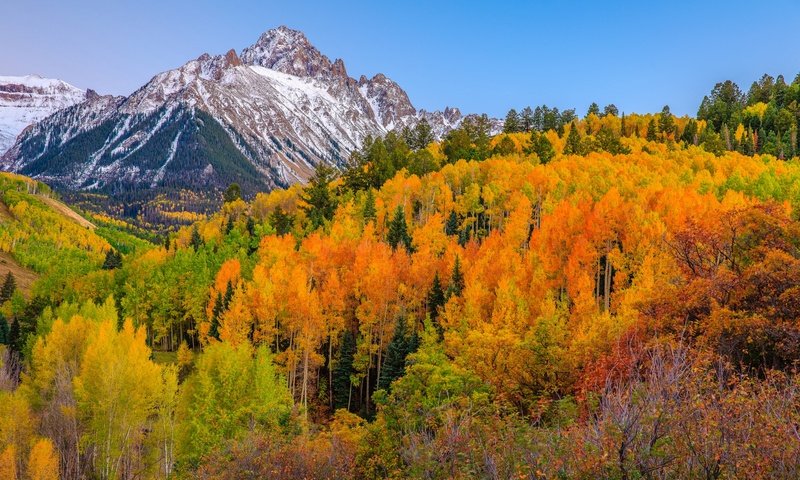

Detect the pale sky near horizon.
xmin=3 ymin=0 xmax=800 ymax=117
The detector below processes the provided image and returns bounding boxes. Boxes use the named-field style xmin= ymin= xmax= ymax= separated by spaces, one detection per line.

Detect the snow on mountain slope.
xmin=0 ymin=75 xmax=87 ymax=154
xmin=1 ymin=26 xmax=489 ymax=198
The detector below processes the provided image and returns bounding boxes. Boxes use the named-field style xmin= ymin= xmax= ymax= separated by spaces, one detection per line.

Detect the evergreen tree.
xmin=426 ymin=272 xmax=446 ymax=322
xmin=224 ymin=216 xmax=235 ymax=235
xmin=246 ymin=216 xmax=256 ymax=237
xmin=363 ymin=190 xmax=377 ymax=221
xmin=492 ymin=135 xmax=517 ymax=156
xmin=563 ymin=124 xmax=583 ymax=155
xmin=190 ymin=226 xmax=203 ymax=252
xmin=163 ymin=235 xmax=171 ymax=251
xmin=102 ymin=249 xmax=122 ymax=270
xmin=387 ymin=206 xmax=413 ymax=251
xmin=503 ymin=109 xmax=521 ymax=133
xmin=7 ymin=318 xmax=20 ymax=352
xmin=223 ymin=183 xmax=242 ymax=203
xmin=646 ymin=118 xmax=659 ymax=141
xmin=332 ymin=330 xmax=356 ymax=410
xmin=410 ymin=118 xmax=434 ymax=150
xmin=520 ymin=106 xmax=534 ymax=132
xmin=209 ymin=292 xmax=224 ymax=341
xmin=681 ymin=119 xmax=699 ymax=145
xmin=0 ymin=315 xmax=7 ymax=344
xmin=586 ymin=102 xmax=600 ymax=117
xmin=603 ymin=104 xmax=619 ymax=117
xmin=659 ymin=105 xmax=675 ymax=139
xmin=0 ymin=272 xmax=16 ymax=303
xmin=445 ymin=210 xmax=459 ymax=237
xmin=223 ymin=281 xmax=234 ymax=310
xmin=269 ymin=206 xmax=295 ymax=236
xmin=447 ymin=256 xmax=465 ymax=298
xmin=528 ymin=130 xmax=556 ymax=164
xmin=300 ymin=164 xmax=339 ymax=228
xmin=378 ymin=317 xmax=412 ymax=391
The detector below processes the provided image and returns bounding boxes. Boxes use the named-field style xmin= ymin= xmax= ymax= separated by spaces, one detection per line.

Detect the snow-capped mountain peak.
xmin=1 ymin=26 xmax=484 ymax=200
xmin=0 ymin=75 xmax=87 ymax=154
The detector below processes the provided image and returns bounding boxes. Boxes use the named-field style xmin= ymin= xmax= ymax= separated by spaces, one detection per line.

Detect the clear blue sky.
xmin=3 ymin=0 xmax=800 ymax=117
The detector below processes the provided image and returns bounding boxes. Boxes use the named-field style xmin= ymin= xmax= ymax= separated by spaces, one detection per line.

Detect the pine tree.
xmin=102 ymin=249 xmax=122 ymax=270
xmin=0 ymin=315 xmax=7 ymax=344
xmin=447 ymin=256 xmax=465 ymax=298
xmin=223 ymin=281 xmax=234 ymax=310
xmin=520 ymin=106 xmax=535 ymax=132
xmin=563 ymin=124 xmax=582 ymax=155
xmin=363 ymin=190 xmax=377 ymax=221
xmin=210 ymin=292 xmax=224 ymax=341
xmin=427 ymin=272 xmax=446 ymax=321
xmin=646 ymin=118 xmax=658 ymax=141
xmin=410 ymin=118 xmax=434 ymax=150
xmin=7 ymin=318 xmax=20 ymax=352
xmin=586 ymin=102 xmax=600 ymax=117
xmin=503 ymin=109 xmax=521 ymax=133
xmin=387 ymin=206 xmax=413 ymax=251
xmin=332 ymin=330 xmax=356 ymax=410
xmin=224 ymin=216 xmax=235 ymax=235
xmin=659 ymin=105 xmax=675 ymax=139
xmin=246 ymin=216 xmax=256 ymax=237
xmin=378 ymin=317 xmax=411 ymax=391
xmin=0 ymin=272 xmax=16 ymax=302
xmin=528 ymin=131 xmax=556 ymax=164
xmin=163 ymin=235 xmax=171 ymax=251
xmin=300 ymin=164 xmax=338 ymax=228
xmin=269 ymin=206 xmax=295 ymax=236
xmin=190 ymin=226 xmax=203 ymax=252
xmin=445 ymin=211 xmax=459 ymax=236
xmin=603 ymin=104 xmax=619 ymax=117
xmin=223 ymin=183 xmax=242 ymax=203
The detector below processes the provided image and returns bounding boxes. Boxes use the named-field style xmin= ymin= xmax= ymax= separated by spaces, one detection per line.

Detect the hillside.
xmin=2 ymin=116 xmax=799 ymax=478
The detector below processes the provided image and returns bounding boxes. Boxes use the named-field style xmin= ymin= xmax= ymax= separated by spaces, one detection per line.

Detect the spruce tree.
xmin=7 ymin=318 xmax=20 ymax=352
xmin=427 ymin=272 xmax=446 ymax=321
xmin=224 ymin=183 xmax=242 ymax=203
xmin=445 ymin=211 xmax=459 ymax=236
xmin=0 ymin=315 xmax=8 ymax=344
xmin=363 ymin=190 xmax=377 ymax=221
xmin=586 ymin=102 xmax=600 ymax=117
xmin=0 ymin=272 xmax=16 ymax=303
xmin=646 ymin=118 xmax=659 ymax=141
xmin=246 ymin=216 xmax=256 ymax=237
xmin=300 ymin=164 xmax=338 ymax=228
xmin=503 ymin=109 xmax=521 ymax=133
xmin=528 ymin=131 xmax=556 ymax=164
xmin=224 ymin=216 xmax=235 ymax=235
xmin=269 ymin=206 xmax=295 ymax=236
xmin=387 ymin=206 xmax=413 ymax=251
xmin=447 ymin=256 xmax=465 ymax=298
xmin=332 ymin=330 xmax=356 ymax=410
xmin=190 ymin=226 xmax=203 ymax=252
xmin=102 ymin=249 xmax=122 ymax=270
xmin=378 ymin=317 xmax=411 ymax=391
xmin=563 ymin=124 xmax=582 ymax=155
xmin=209 ymin=292 xmax=224 ymax=340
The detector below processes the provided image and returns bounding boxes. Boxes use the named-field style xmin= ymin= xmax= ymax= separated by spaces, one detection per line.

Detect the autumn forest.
xmin=2 ymin=74 xmax=800 ymax=479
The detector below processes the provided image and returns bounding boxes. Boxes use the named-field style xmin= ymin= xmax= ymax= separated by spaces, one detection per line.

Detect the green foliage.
xmin=223 ymin=183 xmax=242 ymax=203
xmin=386 ymin=206 xmax=413 ymax=251
xmin=300 ymin=164 xmax=339 ymax=229
xmin=177 ymin=342 xmax=292 ymax=468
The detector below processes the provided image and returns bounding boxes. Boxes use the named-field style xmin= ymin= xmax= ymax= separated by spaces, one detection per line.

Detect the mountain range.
xmin=0 ymin=26 xmax=477 ymax=200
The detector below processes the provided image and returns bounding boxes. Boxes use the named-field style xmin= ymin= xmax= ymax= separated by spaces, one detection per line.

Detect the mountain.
xmin=0 ymin=26 xmax=482 ymax=200
xmin=0 ymin=75 xmax=87 ymax=154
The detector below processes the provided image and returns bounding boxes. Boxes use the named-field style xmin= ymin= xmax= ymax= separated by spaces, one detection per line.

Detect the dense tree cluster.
xmin=3 ymin=99 xmax=800 ymax=478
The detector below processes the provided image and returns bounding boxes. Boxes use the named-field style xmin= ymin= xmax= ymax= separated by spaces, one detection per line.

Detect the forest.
xmin=2 ymin=73 xmax=800 ymax=479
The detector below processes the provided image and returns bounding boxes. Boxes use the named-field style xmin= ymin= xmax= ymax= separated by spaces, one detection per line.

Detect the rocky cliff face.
xmin=1 ymin=26 xmax=483 ymax=198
